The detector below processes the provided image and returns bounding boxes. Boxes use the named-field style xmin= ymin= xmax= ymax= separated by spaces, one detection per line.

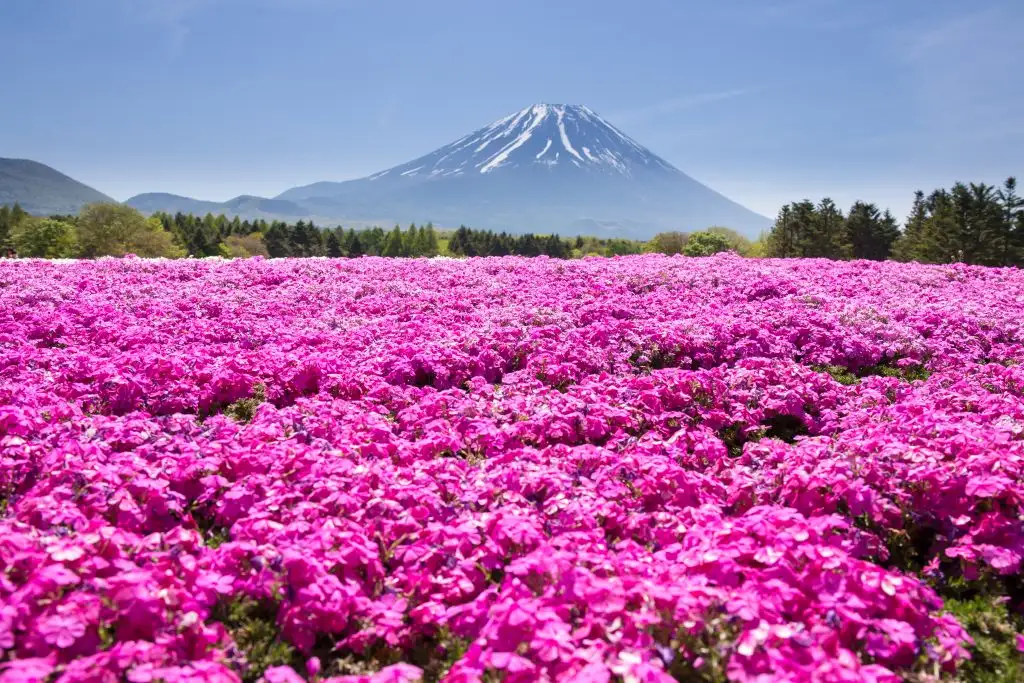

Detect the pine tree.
xmin=449 ymin=226 xmax=469 ymax=256
xmin=383 ymin=226 xmax=404 ymax=257
xmin=803 ymin=198 xmax=846 ymax=258
xmin=326 ymin=230 xmax=343 ymax=257
xmin=190 ymin=220 xmax=212 ymax=256
xmin=401 ymin=224 xmax=413 ymax=255
xmin=489 ymin=232 xmax=510 ymax=256
xmin=846 ymin=201 xmax=880 ymax=260
xmin=789 ymin=200 xmax=817 ymax=257
xmin=952 ymin=182 xmax=1001 ymax=265
xmin=996 ymin=177 xmax=1023 ymax=266
xmin=766 ymin=205 xmax=796 ymax=257
xmin=877 ymin=210 xmax=900 ymax=260
xmin=308 ymin=222 xmax=326 ymax=256
xmin=893 ymin=191 xmax=928 ymax=262
xmin=423 ymin=222 xmax=439 ymax=256
xmin=264 ymin=222 xmax=291 ymax=257
xmin=928 ymin=189 xmax=959 ymax=263
xmin=345 ymin=229 xmax=365 ymax=257
xmin=0 ymin=204 xmax=13 ymax=247
xmin=365 ymin=227 xmax=385 ymax=255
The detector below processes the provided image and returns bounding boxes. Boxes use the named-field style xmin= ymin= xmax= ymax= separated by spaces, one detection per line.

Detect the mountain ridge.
xmin=274 ymin=104 xmax=769 ymax=237
xmin=4 ymin=105 xmax=772 ymax=238
xmin=127 ymin=192 xmax=311 ymax=219
xmin=0 ymin=158 xmax=116 ymax=216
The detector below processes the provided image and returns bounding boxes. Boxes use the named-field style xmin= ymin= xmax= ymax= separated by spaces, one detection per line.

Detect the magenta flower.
xmin=36 ymin=614 xmax=86 ymax=649
xmin=3 ymin=254 xmax=1022 ymax=679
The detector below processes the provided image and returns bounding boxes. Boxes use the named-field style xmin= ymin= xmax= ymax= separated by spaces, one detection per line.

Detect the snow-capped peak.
xmin=371 ymin=104 xmax=681 ymax=180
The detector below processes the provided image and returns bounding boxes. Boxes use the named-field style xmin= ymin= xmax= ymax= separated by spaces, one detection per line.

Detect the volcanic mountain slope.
xmin=277 ymin=104 xmax=770 ymax=238
xmin=0 ymin=158 xmax=115 ymax=216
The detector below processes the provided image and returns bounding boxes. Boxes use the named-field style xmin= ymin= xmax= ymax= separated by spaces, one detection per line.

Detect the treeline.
xmin=765 ymin=177 xmax=1024 ymax=266
xmin=1 ymin=201 xmax=752 ymax=260
xmin=153 ymin=211 xmax=652 ymax=259
xmin=5 ymin=177 xmax=1021 ymax=266
xmin=0 ymin=203 xmax=184 ymax=259
xmin=445 ymin=226 xmax=751 ymax=258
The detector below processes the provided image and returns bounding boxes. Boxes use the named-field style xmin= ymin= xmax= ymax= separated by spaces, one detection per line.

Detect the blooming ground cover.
xmin=2 ymin=254 xmax=1024 ymax=682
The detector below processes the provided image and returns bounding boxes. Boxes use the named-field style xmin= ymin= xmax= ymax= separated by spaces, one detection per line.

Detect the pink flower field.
xmin=2 ymin=253 xmax=1024 ymax=682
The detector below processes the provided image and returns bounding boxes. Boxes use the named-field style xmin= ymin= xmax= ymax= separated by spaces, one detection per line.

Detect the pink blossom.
xmin=36 ymin=614 xmax=86 ymax=649
xmin=3 ymin=254 xmax=1023 ymax=679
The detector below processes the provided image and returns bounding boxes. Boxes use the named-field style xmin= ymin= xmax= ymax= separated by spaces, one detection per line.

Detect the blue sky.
xmin=1 ymin=0 xmax=1021 ymax=220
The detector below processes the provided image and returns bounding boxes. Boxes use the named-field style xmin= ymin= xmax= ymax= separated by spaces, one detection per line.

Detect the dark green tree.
xmin=845 ymin=201 xmax=898 ymax=261
xmin=0 ymin=203 xmax=29 ymax=247
xmin=997 ymin=177 xmax=1023 ymax=266
xmin=382 ymin=225 xmax=404 ymax=257
xmin=343 ymin=229 xmax=365 ymax=257
xmin=264 ymin=222 xmax=291 ymax=257
xmin=326 ymin=230 xmax=343 ymax=257
xmin=765 ymin=205 xmax=796 ymax=257
xmin=422 ymin=222 xmax=439 ymax=256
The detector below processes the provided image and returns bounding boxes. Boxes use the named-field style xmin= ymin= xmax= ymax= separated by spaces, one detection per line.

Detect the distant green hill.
xmin=126 ymin=192 xmax=311 ymax=219
xmin=0 ymin=158 xmax=116 ymax=215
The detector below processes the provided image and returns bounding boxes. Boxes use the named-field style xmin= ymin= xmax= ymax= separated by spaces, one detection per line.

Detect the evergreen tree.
xmin=928 ymin=189 xmax=960 ymax=263
xmin=326 ymin=230 xmax=343 ymax=257
xmin=953 ymin=182 xmax=1001 ymax=265
xmin=0 ymin=203 xmax=27 ymax=247
xmin=543 ymin=234 xmax=569 ymax=258
xmin=383 ymin=225 xmax=404 ymax=257
xmin=2 ymin=202 xmax=30 ymax=249
xmin=893 ymin=191 xmax=928 ymax=262
xmin=765 ymin=205 xmax=796 ymax=257
xmin=449 ymin=226 xmax=471 ymax=256
xmin=405 ymin=223 xmax=419 ymax=256
xmin=264 ymin=222 xmax=291 ymax=257
xmin=490 ymin=232 xmax=510 ymax=256
xmin=347 ymin=230 xmax=364 ymax=257
xmin=191 ymin=226 xmax=212 ymax=256
xmin=997 ymin=177 xmax=1023 ymax=266
xmin=846 ymin=202 xmax=884 ymax=260
xmin=877 ymin=210 xmax=900 ymax=260
xmin=362 ymin=227 xmax=385 ymax=255
xmin=422 ymin=222 xmax=439 ymax=256
xmin=522 ymin=233 xmax=541 ymax=257
xmin=804 ymin=198 xmax=847 ymax=258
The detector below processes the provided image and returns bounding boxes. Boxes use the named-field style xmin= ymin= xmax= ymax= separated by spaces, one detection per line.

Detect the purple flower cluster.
xmin=1 ymin=254 xmax=1023 ymax=681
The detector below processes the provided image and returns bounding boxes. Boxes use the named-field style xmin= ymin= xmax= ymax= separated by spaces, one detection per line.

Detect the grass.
xmin=944 ymin=595 xmax=1024 ymax=683
xmin=212 ymin=597 xmax=297 ymax=683
xmin=811 ymin=360 xmax=931 ymax=385
xmin=224 ymin=383 xmax=267 ymax=423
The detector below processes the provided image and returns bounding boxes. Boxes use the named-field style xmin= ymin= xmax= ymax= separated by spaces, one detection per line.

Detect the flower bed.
xmin=1 ymin=254 xmax=1023 ymax=682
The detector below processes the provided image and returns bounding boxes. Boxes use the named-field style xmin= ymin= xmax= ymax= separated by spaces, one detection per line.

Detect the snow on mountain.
xmin=125 ymin=104 xmax=770 ymax=239
xmin=370 ymin=104 xmax=679 ymax=180
xmin=276 ymin=103 xmax=771 ymax=238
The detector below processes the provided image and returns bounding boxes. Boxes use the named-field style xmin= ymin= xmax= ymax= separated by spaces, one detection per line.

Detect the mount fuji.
xmin=276 ymin=104 xmax=769 ymax=237
xmin=128 ymin=104 xmax=770 ymax=238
